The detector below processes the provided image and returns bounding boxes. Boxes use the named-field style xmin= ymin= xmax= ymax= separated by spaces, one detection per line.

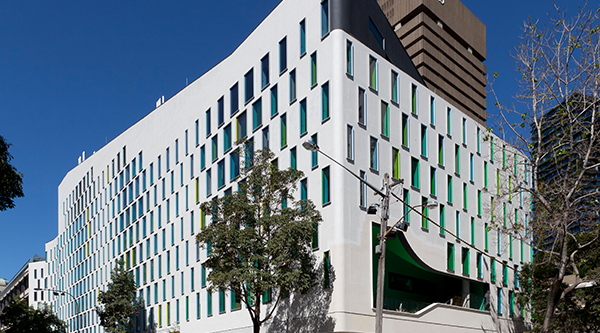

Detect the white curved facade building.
xmin=43 ymin=0 xmax=531 ymax=332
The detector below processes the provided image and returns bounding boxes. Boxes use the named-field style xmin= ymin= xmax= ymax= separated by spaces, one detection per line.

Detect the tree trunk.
xmin=253 ymin=319 xmax=261 ymax=333
xmin=542 ymin=228 xmax=569 ymax=333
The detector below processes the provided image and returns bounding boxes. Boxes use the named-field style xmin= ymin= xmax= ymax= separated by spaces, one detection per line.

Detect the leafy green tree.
xmin=196 ymin=148 xmax=322 ymax=333
xmin=0 ymin=296 xmax=66 ymax=333
xmin=96 ymin=259 xmax=143 ymax=333
xmin=0 ymin=135 xmax=24 ymax=211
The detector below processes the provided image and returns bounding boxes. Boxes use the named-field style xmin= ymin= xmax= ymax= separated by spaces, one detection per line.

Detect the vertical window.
xmin=402 ymin=113 xmax=409 ymax=147
xmin=206 ymin=169 xmax=212 ymax=196
xmin=392 ymin=147 xmax=400 ymax=179
xmin=440 ymin=204 xmax=446 ymax=235
xmin=347 ymin=125 xmax=355 ymax=161
xmin=477 ymin=190 xmax=482 ymax=215
xmin=477 ymin=128 xmax=481 ymax=153
xmin=477 ymin=253 xmax=483 ymax=279
xmin=321 ymin=0 xmax=329 ymax=37
xmin=484 ymin=223 xmax=489 ymax=251
xmin=462 ymin=248 xmax=470 ymax=275
xmin=200 ymin=145 xmax=205 ymax=170
xmin=491 ymin=259 xmax=496 ymax=283
xmin=217 ymin=160 xmax=225 ymax=189
xmin=253 ymin=98 xmax=262 ymax=130
xmin=502 ymin=262 xmax=508 ymax=285
xmin=322 ymin=82 xmax=329 ymax=120
xmin=322 ymin=167 xmax=330 ymax=205
xmin=310 ymin=52 xmax=317 ymax=87
xmin=358 ymin=87 xmax=366 ymax=125
xmin=430 ymin=167 xmax=436 ymax=196
xmin=381 ymin=101 xmax=389 ymax=137
xmin=462 ymin=118 xmax=467 ymax=144
xmin=421 ymin=196 xmax=429 ymax=229
xmin=456 ymin=211 xmax=461 ymax=238
xmin=411 ymin=157 xmax=420 ymax=188
xmin=299 ymin=99 xmax=307 ymax=135
xmin=289 ymin=69 xmax=297 ymax=103
xmin=484 ymin=161 xmax=488 ymax=188
xmin=211 ymin=136 xmax=218 ymax=162
xmin=455 ymin=144 xmax=460 ymax=174
xmin=447 ymin=107 xmax=452 ymax=135
xmin=218 ymin=96 xmax=225 ymax=125
xmin=290 ymin=147 xmax=297 ymax=169
xmin=323 ymin=251 xmax=331 ymax=288
xmin=195 ymin=119 xmax=199 ymax=146
xmin=470 ymin=153 xmax=474 ymax=181
xmin=299 ymin=19 xmax=306 ymax=56
xmin=230 ymin=150 xmax=240 ymax=180
xmin=447 ymin=243 xmax=455 ymax=271
xmin=359 ymin=170 xmax=367 ymax=208
xmin=223 ymin=124 xmax=232 ymax=152
xmin=244 ymin=69 xmax=254 ymax=103
xmin=463 ymin=183 xmax=467 ymax=210
xmin=236 ymin=111 xmax=247 ymax=140
xmin=261 ymin=54 xmax=269 ymax=89
xmin=470 ymin=217 xmax=475 ymax=245
xmin=262 ymin=126 xmax=269 ymax=150
xmin=346 ymin=40 xmax=353 ymax=76
xmin=391 ymin=71 xmax=398 ymax=103
xmin=411 ymin=84 xmax=418 ymax=114
xmin=448 ymin=175 xmax=453 ymax=203
xmin=279 ymin=37 xmax=287 ymax=74
xmin=403 ymin=189 xmax=410 ymax=222
xmin=280 ymin=114 xmax=287 ymax=148
xmin=311 ymin=134 xmax=318 ymax=168
xmin=421 ymin=125 xmax=427 ymax=156
xmin=369 ymin=56 xmax=378 ymax=90
xmin=207 ymin=291 xmax=213 ymax=316
xmin=430 ymin=96 xmax=436 ymax=125
xmin=205 ymin=109 xmax=211 ymax=137
xmin=270 ymin=85 xmax=278 ymax=117
xmin=438 ymin=135 xmax=444 ymax=166
xmin=370 ymin=136 xmax=379 ymax=171
xmin=300 ymin=178 xmax=307 ymax=201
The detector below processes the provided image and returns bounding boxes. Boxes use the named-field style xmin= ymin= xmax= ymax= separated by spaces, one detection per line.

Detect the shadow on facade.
xmin=266 ymin=260 xmax=336 ymax=333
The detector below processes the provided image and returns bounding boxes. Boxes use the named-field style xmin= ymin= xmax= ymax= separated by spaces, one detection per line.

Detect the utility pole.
xmin=375 ymin=173 xmax=391 ymax=333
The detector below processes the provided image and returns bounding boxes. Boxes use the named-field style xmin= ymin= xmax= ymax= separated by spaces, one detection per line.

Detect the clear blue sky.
xmin=0 ymin=0 xmax=589 ymax=281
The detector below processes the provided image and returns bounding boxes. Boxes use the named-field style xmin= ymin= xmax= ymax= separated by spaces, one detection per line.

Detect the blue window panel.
xmin=244 ymin=68 xmax=254 ymax=104
xmin=299 ymin=99 xmax=307 ymax=135
xmin=321 ymin=0 xmax=329 ymax=37
xmin=289 ymin=69 xmax=296 ymax=103
xmin=322 ymin=82 xmax=329 ymax=120
xmin=253 ymin=98 xmax=262 ymax=130
xmin=270 ymin=85 xmax=278 ymax=117
xmin=223 ymin=124 xmax=232 ymax=152
xmin=300 ymin=19 xmax=306 ymax=56
xmin=200 ymin=145 xmax=205 ymax=170
xmin=311 ymin=134 xmax=318 ymax=168
xmin=230 ymin=84 xmax=238 ymax=116
xmin=261 ymin=54 xmax=269 ymax=89
xmin=279 ymin=37 xmax=287 ymax=73
xmin=230 ymin=151 xmax=239 ymax=181
xmin=217 ymin=160 xmax=225 ymax=189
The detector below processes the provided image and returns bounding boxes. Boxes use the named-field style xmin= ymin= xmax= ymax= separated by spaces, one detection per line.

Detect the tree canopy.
xmin=96 ymin=259 xmax=143 ymax=333
xmin=0 ymin=135 xmax=23 ymax=211
xmin=196 ymin=147 xmax=322 ymax=333
xmin=0 ymin=297 xmax=66 ymax=333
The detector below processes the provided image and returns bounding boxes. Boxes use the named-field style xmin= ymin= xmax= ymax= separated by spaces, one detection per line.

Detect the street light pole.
xmin=374 ymin=173 xmax=391 ymax=333
xmin=35 ymin=288 xmax=79 ymax=333
xmin=302 ymin=140 xmax=438 ymax=333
